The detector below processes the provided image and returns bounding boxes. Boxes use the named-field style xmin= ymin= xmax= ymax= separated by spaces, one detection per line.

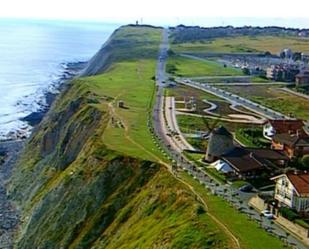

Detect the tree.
xmin=167 ymin=49 xmax=175 ymax=56
xmin=280 ymin=51 xmax=286 ymax=59
xmin=292 ymin=52 xmax=302 ymax=61
xmin=301 ymin=155 xmax=309 ymax=169
xmin=242 ymin=67 xmax=250 ymax=75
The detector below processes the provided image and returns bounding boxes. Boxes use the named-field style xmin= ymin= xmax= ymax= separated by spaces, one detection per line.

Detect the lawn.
xmin=166 ymin=83 xmax=222 ymax=101
xmin=183 ymin=151 xmax=205 ymax=162
xmin=186 ymin=137 xmax=207 ymax=151
xmin=204 ymin=168 xmax=227 ymax=184
xmin=172 ymin=35 xmax=309 ymax=54
xmin=166 ymin=84 xmax=251 ymax=117
xmin=235 ymin=128 xmax=271 ymax=148
xmin=177 ymin=115 xmax=254 ymax=134
xmin=218 ymin=85 xmax=309 ymax=120
xmin=180 ymin=172 xmax=288 ymax=249
xmin=167 ymin=55 xmax=243 ymax=77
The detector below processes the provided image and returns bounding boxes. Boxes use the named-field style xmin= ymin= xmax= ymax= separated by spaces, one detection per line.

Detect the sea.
xmin=0 ymin=19 xmax=118 ymax=140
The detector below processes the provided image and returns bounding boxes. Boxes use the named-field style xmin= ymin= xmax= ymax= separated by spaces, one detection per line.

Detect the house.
xmin=263 ymin=119 xmax=305 ymax=140
xmin=296 ymin=71 xmax=309 ymax=87
xmin=271 ymin=171 xmax=309 ymax=213
xmin=301 ymin=53 xmax=309 ymax=63
xmin=280 ymin=48 xmax=293 ymax=59
xmin=272 ymin=132 xmax=309 ymax=158
xmin=220 ymin=147 xmax=289 ymax=179
xmin=266 ymin=65 xmax=299 ymax=82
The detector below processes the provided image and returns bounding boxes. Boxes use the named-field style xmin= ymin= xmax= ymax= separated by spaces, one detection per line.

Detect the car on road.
xmin=261 ymin=209 xmax=275 ymax=219
xmin=239 ymin=184 xmax=253 ymax=192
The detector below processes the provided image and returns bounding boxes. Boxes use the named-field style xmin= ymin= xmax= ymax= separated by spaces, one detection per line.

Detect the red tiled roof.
xmin=273 ymin=133 xmax=309 ymax=147
xmin=221 ymin=147 xmax=287 ymax=173
xmin=269 ymin=120 xmax=304 ymax=134
xmin=287 ymin=172 xmax=309 ymax=196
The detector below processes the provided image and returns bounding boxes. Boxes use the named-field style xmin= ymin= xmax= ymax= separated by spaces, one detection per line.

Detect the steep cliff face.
xmin=9 ymin=87 xmax=226 ymax=248
xmin=8 ymin=26 xmax=228 ymax=249
xmin=81 ymin=24 xmax=162 ymax=76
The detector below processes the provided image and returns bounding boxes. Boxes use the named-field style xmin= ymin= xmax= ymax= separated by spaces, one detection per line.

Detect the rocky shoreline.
xmin=2 ymin=61 xmax=87 ymax=142
xmin=0 ymin=141 xmax=23 ymax=249
xmin=0 ymin=61 xmax=87 ymax=248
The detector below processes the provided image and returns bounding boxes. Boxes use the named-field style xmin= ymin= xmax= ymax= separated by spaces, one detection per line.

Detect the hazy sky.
xmin=2 ymin=0 xmax=309 ymax=27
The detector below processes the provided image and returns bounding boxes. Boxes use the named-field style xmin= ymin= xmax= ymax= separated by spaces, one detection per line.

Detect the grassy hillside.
xmin=181 ymin=173 xmax=289 ymax=249
xmin=8 ymin=25 xmax=230 ymax=249
xmin=172 ymin=35 xmax=309 ymax=54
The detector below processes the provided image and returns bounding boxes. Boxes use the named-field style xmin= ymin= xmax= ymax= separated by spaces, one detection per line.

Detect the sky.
xmin=2 ymin=0 xmax=309 ymax=28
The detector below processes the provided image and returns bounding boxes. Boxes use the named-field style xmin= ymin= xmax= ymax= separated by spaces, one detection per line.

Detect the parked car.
xmin=261 ymin=209 xmax=275 ymax=219
xmin=239 ymin=184 xmax=253 ymax=192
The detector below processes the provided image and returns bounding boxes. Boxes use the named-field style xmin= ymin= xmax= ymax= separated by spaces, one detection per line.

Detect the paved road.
xmin=178 ymin=79 xmax=292 ymax=120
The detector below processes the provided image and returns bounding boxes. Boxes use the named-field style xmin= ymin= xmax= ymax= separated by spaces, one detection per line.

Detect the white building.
xmin=263 ymin=122 xmax=276 ymax=140
xmin=211 ymin=160 xmax=233 ymax=173
xmin=271 ymin=172 xmax=309 ymax=213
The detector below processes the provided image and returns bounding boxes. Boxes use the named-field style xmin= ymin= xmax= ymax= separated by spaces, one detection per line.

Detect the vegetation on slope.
xmin=8 ymin=25 xmax=230 ymax=249
xmin=181 ymin=172 xmax=288 ymax=249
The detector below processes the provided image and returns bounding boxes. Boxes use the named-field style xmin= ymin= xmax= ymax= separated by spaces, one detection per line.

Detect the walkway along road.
xmin=164 ymin=96 xmax=196 ymax=152
xmin=151 ymin=29 xmax=309 ymax=249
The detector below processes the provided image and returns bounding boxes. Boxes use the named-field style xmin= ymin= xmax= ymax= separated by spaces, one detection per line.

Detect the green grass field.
xmin=235 ymin=128 xmax=271 ymax=148
xmin=177 ymin=115 xmax=254 ymax=134
xmin=166 ymin=83 xmax=222 ymax=101
xmin=219 ymin=85 xmax=309 ymax=120
xmin=172 ymin=35 xmax=309 ymax=54
xmin=167 ymin=55 xmax=243 ymax=77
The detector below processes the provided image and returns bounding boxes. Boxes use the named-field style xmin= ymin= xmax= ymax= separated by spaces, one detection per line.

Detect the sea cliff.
xmin=8 ymin=25 xmax=228 ymax=249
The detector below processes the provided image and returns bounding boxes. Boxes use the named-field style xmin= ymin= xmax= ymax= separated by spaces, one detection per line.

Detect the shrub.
xmin=196 ymin=205 xmax=206 ymax=215
xmin=279 ymin=207 xmax=299 ymax=221
xmin=301 ymin=155 xmax=309 ymax=169
xmin=166 ymin=64 xmax=178 ymax=74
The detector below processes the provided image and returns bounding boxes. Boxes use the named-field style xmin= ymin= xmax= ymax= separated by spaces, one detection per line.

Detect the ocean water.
xmin=0 ymin=19 xmax=117 ymax=140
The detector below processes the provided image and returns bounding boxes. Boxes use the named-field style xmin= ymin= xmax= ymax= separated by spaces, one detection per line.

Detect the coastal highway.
xmin=153 ymin=28 xmax=171 ymax=154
